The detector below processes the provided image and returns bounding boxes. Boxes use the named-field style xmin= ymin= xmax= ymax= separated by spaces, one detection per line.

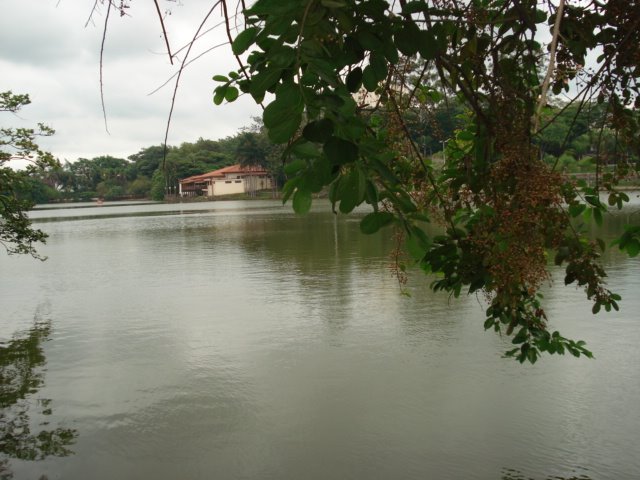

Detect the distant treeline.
xmin=16 ymin=123 xmax=284 ymax=203
xmin=15 ymin=101 xmax=638 ymax=204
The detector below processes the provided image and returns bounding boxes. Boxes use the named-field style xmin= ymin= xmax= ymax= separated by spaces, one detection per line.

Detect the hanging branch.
xmin=161 ymin=2 xmax=222 ymax=168
xmin=147 ymin=41 xmax=229 ymax=96
xmin=85 ymin=0 xmax=101 ymax=27
xmin=153 ymin=0 xmax=174 ymax=65
xmin=221 ymin=0 xmax=251 ymax=81
xmin=99 ymin=0 xmax=113 ymax=134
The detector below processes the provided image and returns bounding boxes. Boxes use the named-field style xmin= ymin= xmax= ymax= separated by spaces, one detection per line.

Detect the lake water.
xmin=1 ymin=199 xmax=639 ymax=480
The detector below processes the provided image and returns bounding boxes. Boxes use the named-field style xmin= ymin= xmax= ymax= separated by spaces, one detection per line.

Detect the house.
xmin=178 ymin=164 xmax=272 ymax=197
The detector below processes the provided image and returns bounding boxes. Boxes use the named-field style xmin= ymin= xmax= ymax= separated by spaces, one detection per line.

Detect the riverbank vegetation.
xmin=9 ymin=127 xmax=268 ymax=203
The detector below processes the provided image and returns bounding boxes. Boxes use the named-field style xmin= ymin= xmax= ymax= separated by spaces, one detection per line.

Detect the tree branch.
xmin=153 ymin=0 xmax=174 ymax=65
xmin=533 ymin=0 xmax=565 ymax=132
xmin=99 ymin=0 xmax=112 ymax=134
xmin=162 ymin=2 xmax=222 ymax=168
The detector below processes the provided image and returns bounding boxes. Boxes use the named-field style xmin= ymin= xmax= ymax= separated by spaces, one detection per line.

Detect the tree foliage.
xmin=209 ymin=0 xmax=640 ymax=362
xmin=11 ymin=131 xmax=276 ymax=202
xmin=1 ymin=91 xmax=58 ymax=259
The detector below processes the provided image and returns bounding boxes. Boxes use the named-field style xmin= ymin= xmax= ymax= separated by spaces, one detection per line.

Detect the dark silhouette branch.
xmin=99 ymin=0 xmax=112 ymax=134
xmin=153 ymin=0 xmax=174 ymax=65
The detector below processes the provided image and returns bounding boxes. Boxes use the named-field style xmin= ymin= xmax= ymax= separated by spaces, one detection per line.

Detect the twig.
xmin=85 ymin=0 xmax=101 ymax=28
xmin=99 ymin=0 xmax=113 ymax=134
xmin=220 ymin=0 xmax=251 ymax=81
xmin=533 ymin=0 xmax=565 ymax=132
xmin=147 ymin=41 xmax=230 ymax=96
xmin=171 ymin=18 xmax=230 ymax=58
xmin=385 ymin=88 xmax=459 ymax=234
xmin=153 ymin=0 xmax=174 ymax=65
xmin=162 ymin=2 xmax=222 ymax=168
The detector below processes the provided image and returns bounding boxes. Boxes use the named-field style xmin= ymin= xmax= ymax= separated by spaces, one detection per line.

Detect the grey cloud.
xmin=1 ymin=0 xmax=257 ymax=162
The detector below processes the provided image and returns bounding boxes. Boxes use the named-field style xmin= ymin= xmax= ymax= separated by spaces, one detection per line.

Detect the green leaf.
xmin=281 ymin=177 xmax=300 ymax=204
xmin=303 ymin=118 xmax=335 ymax=143
xmin=224 ymin=86 xmax=239 ymax=102
xmin=406 ymin=227 xmax=430 ymax=260
xmin=323 ymin=137 xmax=359 ymax=165
xmin=512 ymin=327 xmax=529 ymax=344
xmin=394 ymin=20 xmax=421 ymax=56
xmin=249 ymin=68 xmax=284 ymax=102
xmin=267 ymin=114 xmax=302 ymax=143
xmin=402 ymin=1 xmax=427 ymax=14
xmin=213 ymin=86 xmax=227 ymax=105
xmin=290 ymin=141 xmax=320 ymax=158
xmin=527 ymin=348 xmax=538 ymax=364
xmin=405 ymin=234 xmax=425 ymax=261
xmin=321 ymin=0 xmax=346 ymax=8
xmin=391 ymin=191 xmax=417 ymax=213
xmin=585 ymin=195 xmax=601 ymax=207
xmin=369 ymin=52 xmax=388 ymax=81
xmin=554 ymin=246 xmax=569 ymax=265
xmin=263 ymin=82 xmax=304 ymax=142
xmin=346 ymin=67 xmax=363 ymax=93
xmin=292 ymin=188 xmax=312 ymax=214
xmin=355 ymin=31 xmax=382 ymax=50
xmin=232 ymin=27 xmax=259 ymax=55
xmin=417 ymin=30 xmax=437 ymax=59
xmin=365 ymin=180 xmax=378 ymax=209
xmin=381 ymin=41 xmax=399 ymax=64
xmin=362 ymin=65 xmax=378 ymax=92
xmin=457 ymin=130 xmax=474 ymax=141
xmin=593 ymin=207 xmax=603 ymax=226
xmin=568 ymin=203 xmax=586 ymax=218
xmin=284 ymin=158 xmax=306 ymax=176
xmin=299 ymin=155 xmax=333 ymax=193
xmin=339 ymin=116 xmax=366 ymax=141
xmin=338 ymin=168 xmax=365 ymax=213
xmin=269 ymin=45 xmax=297 ymax=68
xmin=246 ymin=0 xmax=296 ymax=15
xmin=534 ymin=9 xmax=547 ymax=23
xmin=360 ymin=211 xmax=395 ymax=234
xmin=212 ymin=75 xmax=229 ymax=82
xmin=627 ymin=239 xmax=640 ymax=257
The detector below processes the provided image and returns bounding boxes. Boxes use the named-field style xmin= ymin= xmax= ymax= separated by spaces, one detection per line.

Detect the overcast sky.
xmin=0 ymin=0 xmax=260 ymax=164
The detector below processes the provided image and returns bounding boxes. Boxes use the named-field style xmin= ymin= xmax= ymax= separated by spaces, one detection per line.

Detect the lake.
xmin=1 ymin=199 xmax=639 ymax=479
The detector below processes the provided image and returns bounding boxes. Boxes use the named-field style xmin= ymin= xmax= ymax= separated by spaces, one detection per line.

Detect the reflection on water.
xmin=501 ymin=468 xmax=592 ymax=480
xmin=0 ymin=309 xmax=76 ymax=478
xmin=1 ymin=199 xmax=639 ymax=479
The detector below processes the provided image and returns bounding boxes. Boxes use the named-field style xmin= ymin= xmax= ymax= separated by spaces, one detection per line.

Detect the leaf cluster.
xmin=211 ymin=0 xmax=640 ymax=362
xmin=1 ymin=91 xmax=58 ymax=259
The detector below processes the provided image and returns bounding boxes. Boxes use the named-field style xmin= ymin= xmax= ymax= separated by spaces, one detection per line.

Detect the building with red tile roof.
xmin=178 ymin=164 xmax=272 ymax=197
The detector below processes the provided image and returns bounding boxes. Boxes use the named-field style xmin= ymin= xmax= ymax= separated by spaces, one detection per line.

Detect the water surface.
xmin=1 ymin=199 xmax=639 ymax=479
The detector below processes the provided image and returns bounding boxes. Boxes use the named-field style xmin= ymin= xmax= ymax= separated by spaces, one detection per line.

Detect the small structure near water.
xmin=178 ymin=164 xmax=272 ymax=198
